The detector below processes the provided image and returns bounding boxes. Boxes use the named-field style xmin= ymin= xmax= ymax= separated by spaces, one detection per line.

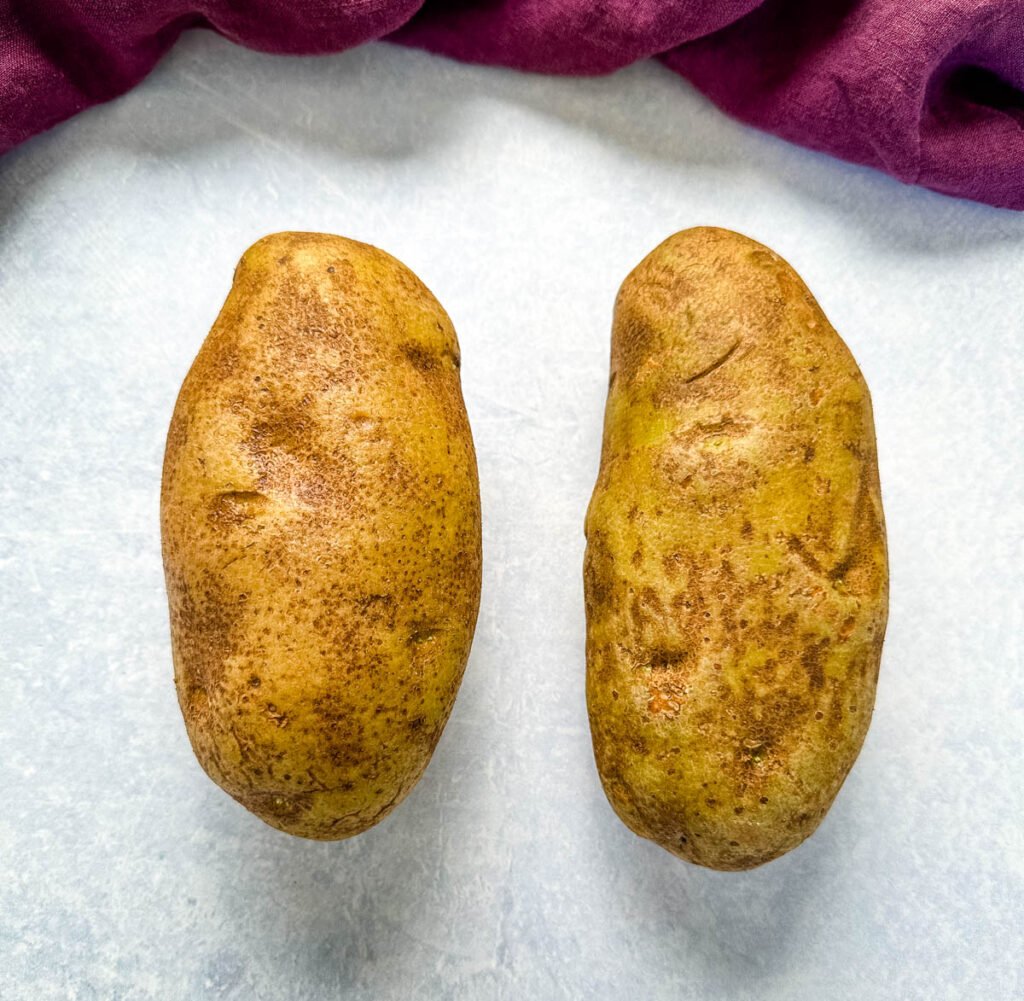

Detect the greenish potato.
xmin=584 ymin=227 xmax=888 ymax=870
xmin=161 ymin=232 xmax=481 ymax=839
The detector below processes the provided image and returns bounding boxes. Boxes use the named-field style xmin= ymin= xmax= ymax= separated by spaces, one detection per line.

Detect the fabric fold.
xmin=662 ymin=0 xmax=1024 ymax=208
xmin=1 ymin=0 xmax=1021 ymax=208
xmin=391 ymin=0 xmax=765 ymax=74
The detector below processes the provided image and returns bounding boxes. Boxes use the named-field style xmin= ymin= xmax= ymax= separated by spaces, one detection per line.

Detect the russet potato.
xmin=584 ymin=227 xmax=888 ymax=870
xmin=162 ymin=232 xmax=481 ymax=839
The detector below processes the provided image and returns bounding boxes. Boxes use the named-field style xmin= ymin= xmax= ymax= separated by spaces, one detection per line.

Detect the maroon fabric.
xmin=2 ymin=1 xmax=1022 ymax=208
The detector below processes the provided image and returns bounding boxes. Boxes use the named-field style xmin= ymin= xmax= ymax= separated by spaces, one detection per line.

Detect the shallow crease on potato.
xmin=584 ymin=227 xmax=888 ymax=870
xmin=161 ymin=232 xmax=481 ymax=840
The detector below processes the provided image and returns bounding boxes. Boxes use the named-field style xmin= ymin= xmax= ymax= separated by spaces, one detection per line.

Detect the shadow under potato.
xmin=188 ymin=690 xmax=501 ymax=995
xmin=586 ymin=762 xmax=865 ymax=991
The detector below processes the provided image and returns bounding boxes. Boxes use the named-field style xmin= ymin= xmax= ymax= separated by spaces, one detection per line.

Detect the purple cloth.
xmin=2 ymin=2 xmax=1022 ymax=208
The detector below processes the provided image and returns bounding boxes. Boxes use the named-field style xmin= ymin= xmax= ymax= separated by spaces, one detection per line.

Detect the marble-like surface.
xmin=1 ymin=32 xmax=1022 ymax=1001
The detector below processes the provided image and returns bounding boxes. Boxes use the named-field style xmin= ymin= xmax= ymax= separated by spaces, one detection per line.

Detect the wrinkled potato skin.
xmin=584 ymin=227 xmax=888 ymax=870
xmin=162 ymin=232 xmax=481 ymax=840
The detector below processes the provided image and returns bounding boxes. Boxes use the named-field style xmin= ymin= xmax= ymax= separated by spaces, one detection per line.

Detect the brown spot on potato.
xmin=648 ymin=647 xmax=688 ymax=671
xmin=247 ymin=790 xmax=312 ymax=821
xmin=409 ymin=623 xmax=441 ymax=644
xmin=209 ymin=490 xmax=267 ymax=524
xmin=401 ymin=342 xmax=438 ymax=372
xmin=801 ymin=639 xmax=829 ymax=690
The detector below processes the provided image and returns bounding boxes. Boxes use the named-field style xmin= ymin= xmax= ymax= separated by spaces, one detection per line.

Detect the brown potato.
xmin=161 ymin=232 xmax=481 ymax=839
xmin=584 ymin=227 xmax=888 ymax=870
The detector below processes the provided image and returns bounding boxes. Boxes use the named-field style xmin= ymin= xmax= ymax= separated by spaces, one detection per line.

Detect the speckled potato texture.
xmin=584 ymin=227 xmax=888 ymax=870
xmin=161 ymin=232 xmax=481 ymax=840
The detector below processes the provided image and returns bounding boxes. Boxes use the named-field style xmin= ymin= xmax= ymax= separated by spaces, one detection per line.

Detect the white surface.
xmin=1 ymin=31 xmax=1023 ymax=1001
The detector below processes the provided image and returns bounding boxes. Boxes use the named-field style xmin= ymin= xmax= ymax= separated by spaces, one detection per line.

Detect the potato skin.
xmin=584 ymin=227 xmax=888 ymax=870
xmin=161 ymin=232 xmax=481 ymax=839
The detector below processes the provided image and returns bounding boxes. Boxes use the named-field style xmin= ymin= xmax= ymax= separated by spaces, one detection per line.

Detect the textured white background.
xmin=1 ymin=31 xmax=1022 ymax=1001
